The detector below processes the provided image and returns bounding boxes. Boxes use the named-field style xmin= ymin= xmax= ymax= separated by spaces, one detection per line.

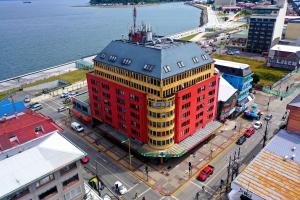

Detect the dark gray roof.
xmin=288 ymin=93 xmax=300 ymax=108
xmin=94 ymin=40 xmax=213 ymax=80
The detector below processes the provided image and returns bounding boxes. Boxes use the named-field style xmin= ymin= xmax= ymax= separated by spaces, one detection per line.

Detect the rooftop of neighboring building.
xmin=72 ymin=92 xmax=89 ymax=105
xmin=214 ymin=59 xmax=252 ymax=77
xmin=270 ymin=44 xmax=300 ymax=53
xmin=0 ymin=131 xmax=85 ymax=199
xmin=218 ymin=76 xmax=237 ymax=102
xmin=0 ymin=110 xmax=62 ymax=151
xmin=0 ymin=98 xmax=26 ymax=118
xmin=287 ymin=92 xmax=300 ymax=108
xmin=231 ymin=129 xmax=300 ymax=200
xmin=94 ymin=37 xmax=213 ymax=80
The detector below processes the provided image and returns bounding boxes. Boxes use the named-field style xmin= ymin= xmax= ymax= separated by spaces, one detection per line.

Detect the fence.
xmin=262 ymin=67 xmax=300 ymax=97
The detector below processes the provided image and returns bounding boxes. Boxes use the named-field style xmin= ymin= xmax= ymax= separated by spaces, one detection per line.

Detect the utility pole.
xmin=145 ymin=166 xmax=149 ymax=181
xmin=226 ymin=155 xmax=231 ymax=192
xmin=129 ymin=137 xmax=132 ymax=170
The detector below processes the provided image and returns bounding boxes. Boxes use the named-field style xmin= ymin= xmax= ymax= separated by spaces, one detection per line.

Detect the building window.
xmin=182 ymin=93 xmax=191 ymax=100
xmin=131 ymin=121 xmax=140 ymax=128
xmin=130 ymin=103 xmax=139 ymax=111
xmin=198 ymin=86 xmax=205 ymax=93
xmin=208 ymin=90 xmax=215 ymax=96
xmin=118 ymin=114 xmax=126 ymax=121
xmin=208 ymin=98 xmax=214 ymax=104
xmin=197 ymin=95 xmax=205 ymax=102
xmin=130 ymin=112 xmax=139 ymax=119
xmin=209 ymin=81 xmax=216 ymax=87
xmin=92 ymin=87 xmax=98 ymax=93
xmin=129 ymin=94 xmax=139 ymax=101
xmin=181 ymin=120 xmax=190 ymax=127
xmin=196 ymin=112 xmax=203 ymax=119
xmin=91 ymin=79 xmax=98 ymax=85
xmin=196 ymin=104 xmax=204 ymax=111
xmin=182 ymin=111 xmax=190 ymax=119
xmin=101 ymin=83 xmax=109 ymax=90
xmin=182 ymin=102 xmax=191 ymax=110
xmin=180 ymin=128 xmax=190 ymax=136
xmin=38 ymin=186 xmax=58 ymax=200
xmin=119 ymin=123 xmax=126 ymax=129
xmin=117 ymin=98 xmax=125 ymax=105
xmin=63 ymin=174 xmax=79 ymax=189
xmin=36 ymin=174 xmax=55 ymax=188
xmin=60 ymin=162 xmax=77 ymax=176
xmin=131 ymin=129 xmax=140 ymax=137
xmin=208 ymin=106 xmax=214 ymax=112
xmin=116 ymin=89 xmax=125 ymax=96
xmin=64 ymin=185 xmax=82 ymax=200
xmin=102 ymin=92 xmax=110 ymax=98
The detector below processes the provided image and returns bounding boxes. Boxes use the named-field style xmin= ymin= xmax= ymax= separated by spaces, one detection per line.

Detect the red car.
xmin=81 ymin=156 xmax=90 ymax=164
xmin=197 ymin=165 xmax=214 ymax=181
xmin=243 ymin=127 xmax=256 ymax=137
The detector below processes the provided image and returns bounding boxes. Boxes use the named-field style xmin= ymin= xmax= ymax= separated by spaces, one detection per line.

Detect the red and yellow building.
xmin=87 ymin=32 xmax=219 ymax=151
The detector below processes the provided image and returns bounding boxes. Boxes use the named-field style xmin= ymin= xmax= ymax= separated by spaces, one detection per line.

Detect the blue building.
xmin=215 ymin=59 xmax=254 ymax=114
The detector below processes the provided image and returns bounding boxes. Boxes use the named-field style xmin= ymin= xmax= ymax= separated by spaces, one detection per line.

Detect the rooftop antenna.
xmin=133 ymin=6 xmax=137 ymax=32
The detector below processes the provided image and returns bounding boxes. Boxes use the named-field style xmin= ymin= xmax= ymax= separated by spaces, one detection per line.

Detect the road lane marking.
xmin=191 ymin=181 xmax=214 ymax=195
xmin=127 ymin=181 xmax=142 ymax=192
xmin=171 ymin=195 xmax=179 ymax=200
xmin=94 ymin=160 xmax=132 ymax=188
xmin=137 ymin=188 xmax=151 ymax=198
xmin=159 ymin=196 xmax=166 ymax=200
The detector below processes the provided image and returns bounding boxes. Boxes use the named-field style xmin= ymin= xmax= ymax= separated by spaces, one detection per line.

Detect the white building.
xmin=0 ymin=132 xmax=86 ymax=200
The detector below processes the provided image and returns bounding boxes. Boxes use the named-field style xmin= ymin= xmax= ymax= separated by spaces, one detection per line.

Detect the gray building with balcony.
xmin=0 ymin=132 xmax=86 ymax=200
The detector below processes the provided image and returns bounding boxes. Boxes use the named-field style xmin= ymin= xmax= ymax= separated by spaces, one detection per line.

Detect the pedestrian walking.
xmin=195 ymin=191 xmax=200 ymax=200
xmin=134 ymin=192 xmax=138 ymax=199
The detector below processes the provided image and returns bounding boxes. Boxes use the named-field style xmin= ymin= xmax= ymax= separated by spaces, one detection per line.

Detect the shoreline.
xmin=0 ymin=2 xmax=203 ymax=94
xmin=72 ymin=1 xmax=174 ymax=8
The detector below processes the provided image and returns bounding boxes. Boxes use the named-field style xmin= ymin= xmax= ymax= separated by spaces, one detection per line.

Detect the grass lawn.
xmin=0 ymin=69 xmax=88 ymax=100
xmin=180 ymin=33 xmax=199 ymax=41
xmin=212 ymin=54 xmax=289 ymax=86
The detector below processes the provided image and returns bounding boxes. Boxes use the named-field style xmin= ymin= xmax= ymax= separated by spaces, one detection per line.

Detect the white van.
xmin=31 ymin=103 xmax=43 ymax=111
xmin=71 ymin=122 xmax=84 ymax=132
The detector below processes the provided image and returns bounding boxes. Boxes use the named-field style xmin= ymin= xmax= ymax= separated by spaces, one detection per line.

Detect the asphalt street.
xmin=37 ymin=92 xmax=164 ymax=200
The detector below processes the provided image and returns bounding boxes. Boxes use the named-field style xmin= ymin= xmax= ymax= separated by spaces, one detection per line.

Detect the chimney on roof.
xmin=292 ymin=146 xmax=296 ymax=152
xmin=283 ymin=155 xmax=288 ymax=161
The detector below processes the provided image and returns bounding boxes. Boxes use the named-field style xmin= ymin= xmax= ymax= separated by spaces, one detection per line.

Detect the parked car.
xmin=253 ymin=121 xmax=263 ymax=129
xmin=236 ymin=135 xmax=247 ymax=145
xmin=71 ymin=122 xmax=84 ymax=132
xmin=264 ymin=114 xmax=273 ymax=121
xmin=69 ymin=91 xmax=79 ymax=96
xmin=27 ymin=102 xmax=39 ymax=109
xmin=24 ymin=96 xmax=31 ymax=103
xmin=114 ymin=181 xmax=128 ymax=195
xmin=243 ymin=127 xmax=256 ymax=138
xmin=31 ymin=103 xmax=43 ymax=111
xmin=60 ymin=92 xmax=69 ymax=98
xmin=197 ymin=165 xmax=214 ymax=181
xmin=80 ymin=156 xmax=90 ymax=164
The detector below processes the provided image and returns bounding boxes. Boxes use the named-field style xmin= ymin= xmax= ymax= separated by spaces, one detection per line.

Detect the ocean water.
xmin=0 ymin=0 xmax=200 ymax=80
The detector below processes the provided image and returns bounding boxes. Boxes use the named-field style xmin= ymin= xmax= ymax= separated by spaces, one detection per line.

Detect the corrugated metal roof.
xmin=94 ymin=40 xmax=213 ymax=79
xmin=233 ymin=130 xmax=300 ymax=200
xmin=0 ymin=98 xmax=26 ymax=118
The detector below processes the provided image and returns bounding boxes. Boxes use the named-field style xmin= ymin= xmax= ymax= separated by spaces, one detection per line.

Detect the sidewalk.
xmin=0 ymin=55 xmax=95 ymax=93
xmin=60 ymin=117 xmax=253 ymax=196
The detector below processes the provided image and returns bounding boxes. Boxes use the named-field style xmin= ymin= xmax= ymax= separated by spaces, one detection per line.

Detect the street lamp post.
xmin=122 ymin=138 xmax=132 ymax=170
